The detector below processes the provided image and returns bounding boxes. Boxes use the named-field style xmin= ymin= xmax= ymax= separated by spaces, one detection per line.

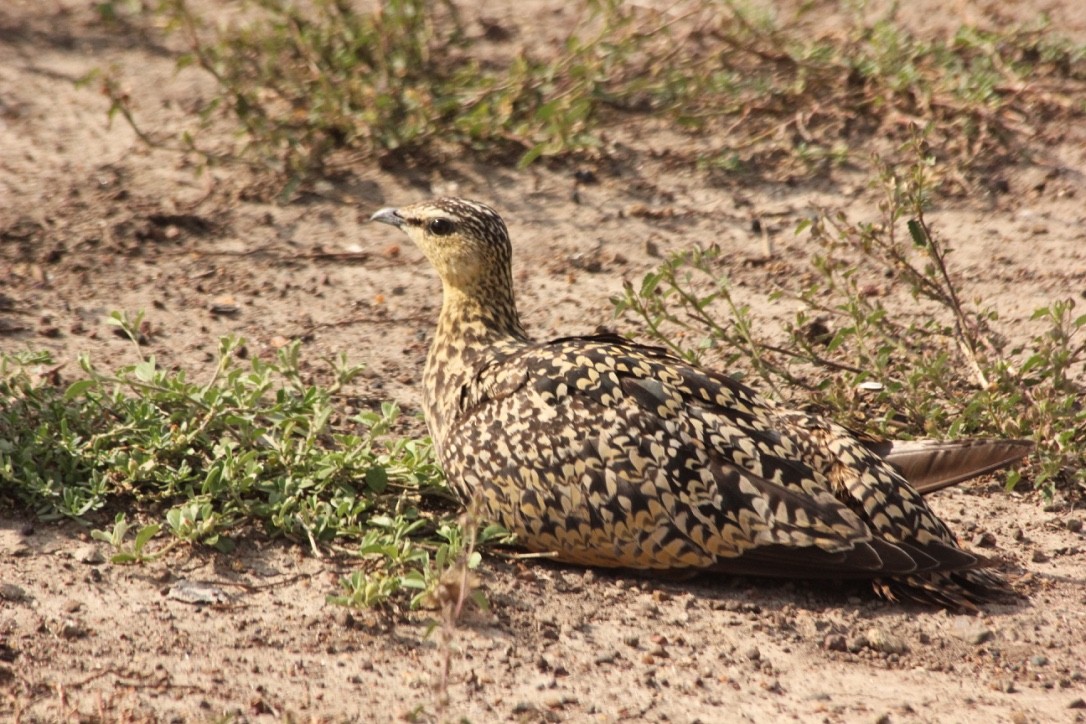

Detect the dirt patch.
xmin=2 ymin=1 xmax=1086 ymax=722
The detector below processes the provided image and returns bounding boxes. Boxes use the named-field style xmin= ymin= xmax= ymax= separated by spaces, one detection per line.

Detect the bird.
xmin=369 ymin=197 xmax=1031 ymax=610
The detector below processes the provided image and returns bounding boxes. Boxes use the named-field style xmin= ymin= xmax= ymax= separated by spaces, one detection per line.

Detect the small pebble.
xmin=594 ymin=650 xmax=618 ymax=665
xmin=0 ymin=583 xmax=28 ymax=602
xmin=59 ymin=620 xmax=88 ymax=639
xmin=744 ymin=646 xmax=761 ymax=662
xmin=1031 ymin=549 xmax=1049 ymax=563
xmin=1030 ymin=655 xmax=1049 ymax=667
xmin=847 ymin=634 xmax=870 ymax=653
xmin=865 ymin=628 xmax=907 ymax=655
xmin=952 ymin=617 xmax=993 ymax=646
xmin=1067 ymin=518 xmax=1083 ymax=533
xmin=542 ymin=693 xmax=576 ymax=708
xmin=824 ymin=634 xmax=847 ymax=652
xmin=74 ymin=545 xmax=104 ymax=565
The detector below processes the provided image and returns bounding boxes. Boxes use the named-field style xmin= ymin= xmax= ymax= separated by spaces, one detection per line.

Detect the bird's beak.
xmin=370 ymin=207 xmax=404 ymax=228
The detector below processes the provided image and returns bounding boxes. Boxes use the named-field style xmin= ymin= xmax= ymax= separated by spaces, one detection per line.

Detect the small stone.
xmin=167 ymin=580 xmax=230 ymax=605
xmin=594 ymin=650 xmax=618 ymax=665
xmin=824 ymin=634 xmax=847 ymax=652
xmin=0 ymin=583 xmax=28 ymax=602
xmin=74 ymin=545 xmax=104 ymax=565
xmin=744 ymin=646 xmax=761 ymax=662
xmin=847 ymin=634 xmax=870 ymax=653
xmin=62 ymin=599 xmax=82 ymax=613
xmin=972 ymin=531 xmax=997 ymax=548
xmin=1066 ymin=518 xmax=1083 ymax=533
xmin=865 ymin=628 xmax=907 ymax=655
xmin=59 ymin=620 xmax=88 ymax=639
xmin=1030 ymin=655 xmax=1049 ymax=667
xmin=1068 ymin=698 xmax=1086 ymax=709
xmin=543 ymin=693 xmax=576 ymax=708
xmin=952 ymin=617 xmax=993 ymax=646
xmin=1031 ymin=549 xmax=1049 ymax=563
xmin=622 ymin=636 xmax=640 ymax=648
xmin=649 ymin=645 xmax=669 ymax=659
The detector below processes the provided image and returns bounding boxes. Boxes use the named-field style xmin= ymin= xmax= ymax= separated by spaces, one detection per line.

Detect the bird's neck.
xmin=422 ymin=279 xmax=528 ymax=452
xmin=436 ymin=280 xmax=528 ymax=347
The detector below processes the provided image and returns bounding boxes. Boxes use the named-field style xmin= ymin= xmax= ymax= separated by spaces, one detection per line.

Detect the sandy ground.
xmin=2 ymin=1 xmax=1086 ymax=722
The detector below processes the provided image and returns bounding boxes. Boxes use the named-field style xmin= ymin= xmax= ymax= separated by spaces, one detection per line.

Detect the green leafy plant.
xmin=91 ymin=513 xmax=168 ymax=564
xmin=90 ymin=1 xmax=1085 ymax=192
xmin=0 ymin=322 xmax=474 ymax=607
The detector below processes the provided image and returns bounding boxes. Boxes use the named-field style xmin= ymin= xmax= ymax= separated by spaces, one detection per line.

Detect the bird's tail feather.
xmin=866 ymin=438 xmax=1032 ymax=495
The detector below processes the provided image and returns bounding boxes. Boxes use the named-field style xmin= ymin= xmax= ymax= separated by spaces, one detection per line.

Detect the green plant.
xmin=0 ymin=317 xmax=483 ymax=607
xmin=91 ymin=513 xmax=169 ymax=564
xmin=90 ymin=1 xmax=1085 ymax=192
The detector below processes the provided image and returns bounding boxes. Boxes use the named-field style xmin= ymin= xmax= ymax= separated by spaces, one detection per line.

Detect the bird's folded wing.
xmin=452 ymin=336 xmax=983 ymax=578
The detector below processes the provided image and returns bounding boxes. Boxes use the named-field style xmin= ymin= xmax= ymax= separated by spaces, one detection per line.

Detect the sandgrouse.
xmin=370 ymin=197 xmax=1030 ymax=609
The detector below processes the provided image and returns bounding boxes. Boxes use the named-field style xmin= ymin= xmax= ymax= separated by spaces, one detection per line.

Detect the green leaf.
xmin=364 ymin=466 xmax=388 ymax=493
xmin=134 ymin=524 xmax=161 ymax=550
xmin=517 ymin=142 xmax=547 ymax=168
xmin=64 ymin=379 xmax=96 ymax=401
xmin=907 ymin=219 xmax=928 ymax=247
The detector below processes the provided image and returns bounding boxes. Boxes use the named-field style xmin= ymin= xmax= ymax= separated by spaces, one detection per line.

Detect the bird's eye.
xmin=427 ymin=218 xmax=455 ymax=236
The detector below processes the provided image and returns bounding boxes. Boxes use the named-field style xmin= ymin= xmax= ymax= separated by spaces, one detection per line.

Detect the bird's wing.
xmin=445 ymin=335 xmax=977 ymax=579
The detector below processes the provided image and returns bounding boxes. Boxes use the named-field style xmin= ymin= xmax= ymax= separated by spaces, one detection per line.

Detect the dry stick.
xmin=435 ymin=499 xmax=483 ymax=714
xmin=912 ymin=213 xmax=993 ymax=390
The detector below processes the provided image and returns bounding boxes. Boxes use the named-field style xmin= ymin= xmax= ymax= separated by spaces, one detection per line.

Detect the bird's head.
xmin=370 ymin=197 xmax=512 ymax=292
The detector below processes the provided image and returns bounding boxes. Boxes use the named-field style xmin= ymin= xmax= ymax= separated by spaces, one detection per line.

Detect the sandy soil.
xmin=2 ymin=1 xmax=1086 ymax=722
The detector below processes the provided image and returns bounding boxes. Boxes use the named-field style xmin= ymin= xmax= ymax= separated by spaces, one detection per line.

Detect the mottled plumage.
xmin=370 ymin=197 xmax=1030 ymax=609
